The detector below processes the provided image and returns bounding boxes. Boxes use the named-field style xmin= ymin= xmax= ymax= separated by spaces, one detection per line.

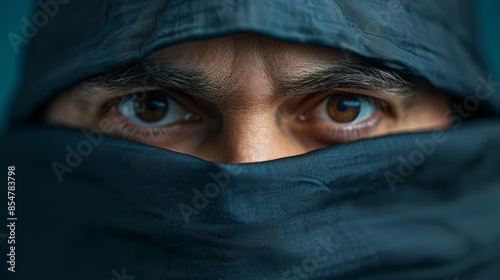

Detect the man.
xmin=2 ymin=1 xmax=500 ymax=279
xmin=46 ymin=33 xmax=450 ymax=162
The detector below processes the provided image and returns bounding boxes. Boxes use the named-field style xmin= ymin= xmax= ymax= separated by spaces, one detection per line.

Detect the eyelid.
xmin=104 ymin=114 xmax=194 ymax=144
xmin=310 ymin=113 xmax=383 ymax=145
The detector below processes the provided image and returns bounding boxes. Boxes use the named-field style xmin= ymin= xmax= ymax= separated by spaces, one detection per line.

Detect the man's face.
xmin=47 ymin=33 xmax=450 ymax=163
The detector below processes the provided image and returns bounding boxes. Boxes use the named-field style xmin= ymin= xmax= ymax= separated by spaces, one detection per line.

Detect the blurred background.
xmin=0 ymin=1 xmax=498 ymax=135
xmin=1 ymin=1 xmax=32 ymax=135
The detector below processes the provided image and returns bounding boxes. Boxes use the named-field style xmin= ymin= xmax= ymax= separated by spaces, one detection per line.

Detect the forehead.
xmin=149 ymin=33 xmax=344 ymax=76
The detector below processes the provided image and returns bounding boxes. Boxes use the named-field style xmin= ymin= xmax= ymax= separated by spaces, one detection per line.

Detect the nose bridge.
xmin=222 ymin=111 xmax=275 ymax=163
xmin=213 ymin=110 xmax=300 ymax=163
xmin=194 ymin=37 xmax=304 ymax=163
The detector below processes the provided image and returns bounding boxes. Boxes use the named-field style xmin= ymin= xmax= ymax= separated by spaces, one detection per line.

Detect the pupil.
xmin=337 ymin=101 xmax=347 ymax=111
xmin=147 ymin=100 xmax=165 ymax=111
xmin=135 ymin=92 xmax=169 ymax=123
xmin=328 ymin=96 xmax=361 ymax=123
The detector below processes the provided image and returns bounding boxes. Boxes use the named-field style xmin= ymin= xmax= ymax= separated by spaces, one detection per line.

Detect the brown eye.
xmin=134 ymin=92 xmax=169 ymax=122
xmin=327 ymin=95 xmax=362 ymax=123
xmin=118 ymin=91 xmax=193 ymax=126
xmin=309 ymin=93 xmax=376 ymax=124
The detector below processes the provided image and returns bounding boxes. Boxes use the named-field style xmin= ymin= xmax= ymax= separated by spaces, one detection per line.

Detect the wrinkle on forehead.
xmin=148 ymin=32 xmax=344 ymax=95
xmin=84 ymin=32 xmax=414 ymax=111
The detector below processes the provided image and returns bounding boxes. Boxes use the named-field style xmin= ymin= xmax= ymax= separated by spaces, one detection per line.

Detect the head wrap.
xmin=11 ymin=0 xmax=500 ymax=121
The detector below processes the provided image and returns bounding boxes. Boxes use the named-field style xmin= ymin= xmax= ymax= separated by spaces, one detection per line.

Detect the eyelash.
xmin=106 ymin=113 xmax=181 ymax=143
xmin=312 ymin=112 xmax=383 ymax=143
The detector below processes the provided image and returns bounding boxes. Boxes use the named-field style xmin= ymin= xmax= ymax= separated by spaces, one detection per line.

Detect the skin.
xmin=47 ymin=33 xmax=450 ymax=163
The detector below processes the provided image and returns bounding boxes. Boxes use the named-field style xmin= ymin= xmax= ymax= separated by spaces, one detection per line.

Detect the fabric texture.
xmin=1 ymin=0 xmax=500 ymax=279
xmin=2 ymin=121 xmax=500 ymax=279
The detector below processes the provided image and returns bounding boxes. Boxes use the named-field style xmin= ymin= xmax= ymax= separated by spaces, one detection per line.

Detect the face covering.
xmin=2 ymin=1 xmax=500 ymax=279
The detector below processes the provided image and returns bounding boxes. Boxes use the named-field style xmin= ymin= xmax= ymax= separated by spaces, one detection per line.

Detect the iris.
xmin=326 ymin=95 xmax=374 ymax=123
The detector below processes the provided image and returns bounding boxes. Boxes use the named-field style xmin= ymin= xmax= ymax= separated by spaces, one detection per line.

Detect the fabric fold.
xmin=2 ymin=119 xmax=499 ymax=279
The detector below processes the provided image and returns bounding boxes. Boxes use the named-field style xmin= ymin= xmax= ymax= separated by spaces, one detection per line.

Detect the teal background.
xmin=0 ymin=1 xmax=498 ymax=134
xmin=1 ymin=1 xmax=32 ymax=134
xmin=477 ymin=0 xmax=500 ymax=82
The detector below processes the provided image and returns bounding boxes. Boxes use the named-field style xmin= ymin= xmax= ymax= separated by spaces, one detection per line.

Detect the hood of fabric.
xmin=10 ymin=0 xmax=500 ymax=124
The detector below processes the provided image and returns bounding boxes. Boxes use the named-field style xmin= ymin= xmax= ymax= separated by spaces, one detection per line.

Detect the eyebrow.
xmin=277 ymin=60 xmax=413 ymax=95
xmin=87 ymin=60 xmax=222 ymax=99
xmin=87 ymin=56 xmax=413 ymax=100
